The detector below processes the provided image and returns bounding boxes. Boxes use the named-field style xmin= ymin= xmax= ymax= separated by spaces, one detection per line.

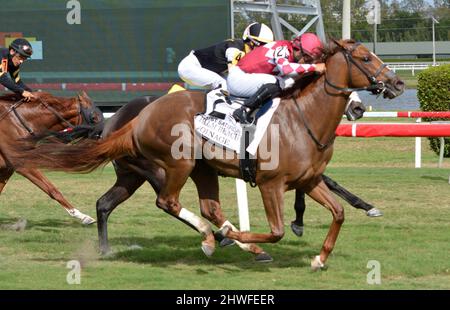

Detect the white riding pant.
xmin=178 ymin=51 xmax=226 ymax=90
xmin=227 ymin=66 xmax=294 ymax=97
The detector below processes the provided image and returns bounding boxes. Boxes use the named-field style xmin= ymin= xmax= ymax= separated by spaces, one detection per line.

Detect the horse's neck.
xmin=290 ymin=75 xmax=348 ymax=142
xmin=24 ymin=99 xmax=79 ymax=131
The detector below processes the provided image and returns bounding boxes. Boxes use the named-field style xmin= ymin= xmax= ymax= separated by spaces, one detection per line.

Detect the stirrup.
xmin=232 ymin=108 xmax=250 ymax=124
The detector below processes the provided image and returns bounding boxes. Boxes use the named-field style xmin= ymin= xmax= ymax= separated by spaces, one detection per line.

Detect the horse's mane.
xmin=280 ymin=73 xmax=321 ymax=99
xmin=0 ymin=92 xmax=74 ymax=109
xmin=0 ymin=93 xmax=22 ymax=102
xmin=280 ymin=38 xmax=356 ymax=99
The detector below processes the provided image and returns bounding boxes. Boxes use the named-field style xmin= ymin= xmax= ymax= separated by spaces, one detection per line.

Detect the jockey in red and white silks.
xmin=178 ymin=22 xmax=274 ymax=91
xmin=227 ymin=39 xmax=323 ymax=97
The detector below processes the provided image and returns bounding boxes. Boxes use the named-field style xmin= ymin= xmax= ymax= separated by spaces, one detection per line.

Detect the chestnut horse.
xmin=1 ymin=91 xmax=103 ymax=224
xmin=13 ymin=40 xmax=404 ymax=269
xmin=94 ymin=95 xmax=378 ymax=256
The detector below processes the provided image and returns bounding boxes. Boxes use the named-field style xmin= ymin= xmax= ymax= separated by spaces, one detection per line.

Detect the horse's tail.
xmin=14 ymin=120 xmax=136 ymax=173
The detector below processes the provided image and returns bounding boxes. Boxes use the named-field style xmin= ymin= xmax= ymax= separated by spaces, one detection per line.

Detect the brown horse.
xmin=1 ymin=91 xmax=103 ymax=224
xmin=12 ymin=40 xmax=404 ymax=269
xmin=94 ymin=95 xmax=378 ymax=257
xmin=97 ymin=96 xmax=267 ymax=259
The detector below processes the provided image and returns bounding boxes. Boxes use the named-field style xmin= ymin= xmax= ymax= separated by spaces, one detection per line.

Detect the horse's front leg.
xmin=220 ymin=179 xmax=285 ymax=244
xmin=15 ymin=168 xmax=96 ymax=225
xmin=306 ymin=179 xmax=345 ymax=271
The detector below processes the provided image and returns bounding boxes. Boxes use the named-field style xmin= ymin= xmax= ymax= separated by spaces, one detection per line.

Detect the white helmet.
xmin=242 ymin=22 xmax=274 ymax=46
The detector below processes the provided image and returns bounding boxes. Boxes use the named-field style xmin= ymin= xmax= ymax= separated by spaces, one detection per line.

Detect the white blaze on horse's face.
xmin=370 ymin=52 xmax=389 ymax=68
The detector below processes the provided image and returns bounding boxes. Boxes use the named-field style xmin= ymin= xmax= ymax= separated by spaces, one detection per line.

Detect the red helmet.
xmin=291 ymin=33 xmax=323 ymax=59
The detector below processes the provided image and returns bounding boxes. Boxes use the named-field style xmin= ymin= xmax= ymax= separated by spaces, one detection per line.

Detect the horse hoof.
xmin=290 ymin=222 xmax=304 ymax=237
xmin=255 ymin=252 xmax=273 ymax=263
xmin=219 ymin=238 xmax=236 ymax=248
xmin=81 ymin=215 xmax=96 ymax=225
xmin=201 ymin=243 xmax=215 ymax=257
xmin=366 ymin=208 xmax=383 ymax=217
xmin=311 ymin=255 xmax=325 ymax=271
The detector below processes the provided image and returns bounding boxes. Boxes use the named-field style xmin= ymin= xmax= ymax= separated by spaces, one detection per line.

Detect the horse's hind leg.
xmin=96 ymin=164 xmax=146 ymax=255
xmin=156 ymin=162 xmax=216 ymax=257
xmin=322 ymin=175 xmax=382 ymax=217
xmin=190 ymin=161 xmax=271 ymax=262
xmin=15 ymin=168 xmax=96 ymax=225
xmin=291 ymin=174 xmax=381 ymax=238
xmin=306 ymin=179 xmax=344 ymax=271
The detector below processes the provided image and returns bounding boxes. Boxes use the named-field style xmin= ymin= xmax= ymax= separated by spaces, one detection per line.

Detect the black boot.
xmin=233 ymin=83 xmax=281 ymax=124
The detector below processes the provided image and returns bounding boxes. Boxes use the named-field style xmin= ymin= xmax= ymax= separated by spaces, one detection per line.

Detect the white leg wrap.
xmin=221 ymin=220 xmax=252 ymax=252
xmin=179 ymin=208 xmax=212 ymax=236
xmin=67 ymin=208 xmax=96 ymax=225
xmin=311 ymin=255 xmax=325 ymax=271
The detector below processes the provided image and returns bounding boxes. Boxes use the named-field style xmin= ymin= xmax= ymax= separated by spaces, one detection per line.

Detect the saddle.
xmin=194 ymin=88 xmax=280 ymax=186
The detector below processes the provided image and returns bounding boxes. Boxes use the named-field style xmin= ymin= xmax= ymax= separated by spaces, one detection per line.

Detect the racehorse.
xmin=12 ymin=40 xmax=404 ymax=269
xmin=95 ymin=95 xmax=379 ymax=255
xmin=0 ymin=91 xmax=103 ymax=224
xmin=97 ymin=96 xmax=267 ymax=259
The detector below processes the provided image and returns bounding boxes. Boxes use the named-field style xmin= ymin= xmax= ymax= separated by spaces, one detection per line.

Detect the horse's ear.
xmin=330 ymin=38 xmax=344 ymax=48
xmin=80 ymin=90 xmax=89 ymax=100
xmin=327 ymin=38 xmax=340 ymax=52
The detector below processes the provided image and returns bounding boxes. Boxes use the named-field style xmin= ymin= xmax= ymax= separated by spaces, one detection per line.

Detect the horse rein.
xmin=324 ymin=42 xmax=388 ymax=95
xmin=294 ymin=42 xmax=391 ymax=150
xmin=0 ymin=99 xmax=25 ymax=122
xmin=38 ymin=97 xmax=78 ymax=130
xmin=0 ymin=96 xmax=83 ymax=136
xmin=293 ymin=96 xmax=335 ymax=150
xmin=0 ymin=99 xmax=37 ymax=134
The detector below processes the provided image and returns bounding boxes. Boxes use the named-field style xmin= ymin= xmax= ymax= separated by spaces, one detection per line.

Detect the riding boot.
xmin=233 ymin=83 xmax=281 ymax=124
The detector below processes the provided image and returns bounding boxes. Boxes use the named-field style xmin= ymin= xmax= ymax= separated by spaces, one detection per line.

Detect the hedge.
xmin=417 ymin=64 xmax=450 ymax=157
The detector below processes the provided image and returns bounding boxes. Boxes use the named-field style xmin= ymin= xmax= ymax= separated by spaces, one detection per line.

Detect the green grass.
xmin=0 ymin=137 xmax=449 ymax=289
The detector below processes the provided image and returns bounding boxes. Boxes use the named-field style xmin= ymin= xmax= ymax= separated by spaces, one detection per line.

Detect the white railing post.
xmin=415 ymin=118 xmax=422 ymax=168
xmin=438 ymin=137 xmax=445 ymax=168
xmin=235 ymin=179 xmax=250 ymax=231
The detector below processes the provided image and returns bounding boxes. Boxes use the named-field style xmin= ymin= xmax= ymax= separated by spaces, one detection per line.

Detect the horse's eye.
xmin=363 ymin=56 xmax=371 ymax=63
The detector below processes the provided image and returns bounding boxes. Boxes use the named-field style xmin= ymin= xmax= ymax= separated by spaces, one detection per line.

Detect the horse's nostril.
xmin=395 ymin=80 xmax=405 ymax=91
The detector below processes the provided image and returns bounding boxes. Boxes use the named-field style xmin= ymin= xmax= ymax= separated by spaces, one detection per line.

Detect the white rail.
xmin=385 ymin=62 xmax=449 ymax=76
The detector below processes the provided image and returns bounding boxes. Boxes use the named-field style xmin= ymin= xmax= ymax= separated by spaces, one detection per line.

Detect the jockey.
xmin=177 ymin=22 xmax=274 ymax=91
xmin=0 ymin=38 xmax=35 ymax=101
xmin=228 ymin=33 xmax=326 ymax=124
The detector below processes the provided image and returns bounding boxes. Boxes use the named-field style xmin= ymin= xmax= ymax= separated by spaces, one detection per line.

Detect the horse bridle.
xmin=324 ymin=42 xmax=389 ymax=95
xmin=295 ymin=42 xmax=391 ymax=150
xmin=1 ymin=96 xmax=99 ymax=136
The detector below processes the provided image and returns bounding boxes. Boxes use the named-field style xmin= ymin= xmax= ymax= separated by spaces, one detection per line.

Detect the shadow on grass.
xmin=420 ymin=175 xmax=449 ymax=182
xmin=104 ymin=235 xmax=319 ymax=270
xmin=0 ymin=217 xmax=86 ymax=229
